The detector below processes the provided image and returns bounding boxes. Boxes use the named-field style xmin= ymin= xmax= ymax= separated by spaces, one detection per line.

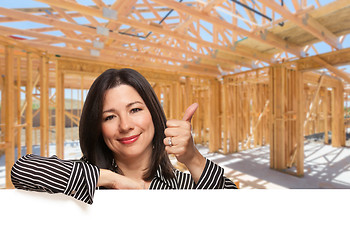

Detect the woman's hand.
xmin=164 ymin=103 xmax=206 ymax=183
xmin=97 ymin=169 xmax=144 ymax=189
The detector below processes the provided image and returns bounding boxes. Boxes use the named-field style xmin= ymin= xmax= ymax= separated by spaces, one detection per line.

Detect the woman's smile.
xmin=117 ymin=133 xmax=141 ymax=144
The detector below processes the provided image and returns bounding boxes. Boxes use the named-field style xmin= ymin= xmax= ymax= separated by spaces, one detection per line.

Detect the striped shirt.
xmin=11 ymin=154 xmax=237 ymax=204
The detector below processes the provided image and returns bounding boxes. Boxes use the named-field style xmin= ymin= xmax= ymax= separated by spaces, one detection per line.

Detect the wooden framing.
xmin=26 ymin=53 xmax=33 ymax=154
xmin=1 ymin=1 xmax=350 ymax=188
xmin=40 ymin=55 xmax=49 ymax=156
xmin=209 ymin=78 xmax=221 ymax=152
xmin=331 ymin=81 xmax=345 ymax=147
xmin=218 ymin=62 xmax=345 ymax=175
xmin=0 ymin=1 xmax=349 ymax=73
xmin=55 ymin=65 xmax=64 ymax=158
xmin=221 ymin=68 xmax=270 ymax=154
xmin=269 ymin=64 xmax=304 ymax=176
xmin=4 ymin=46 xmax=15 ymax=188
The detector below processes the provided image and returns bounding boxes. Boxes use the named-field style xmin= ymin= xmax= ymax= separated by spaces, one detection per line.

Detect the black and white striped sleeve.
xmin=11 ymin=154 xmax=100 ymax=204
xmin=195 ymin=159 xmax=237 ymax=189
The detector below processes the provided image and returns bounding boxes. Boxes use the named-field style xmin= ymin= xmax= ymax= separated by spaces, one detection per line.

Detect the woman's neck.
xmin=114 ymin=150 xmax=152 ymax=180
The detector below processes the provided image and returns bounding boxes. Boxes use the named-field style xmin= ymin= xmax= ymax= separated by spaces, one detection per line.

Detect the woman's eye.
xmin=131 ymin=108 xmax=142 ymax=113
xmin=104 ymin=115 xmax=115 ymax=121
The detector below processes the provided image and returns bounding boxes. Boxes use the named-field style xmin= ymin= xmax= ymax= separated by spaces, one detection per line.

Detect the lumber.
xmin=5 ymin=46 xmax=15 ymax=189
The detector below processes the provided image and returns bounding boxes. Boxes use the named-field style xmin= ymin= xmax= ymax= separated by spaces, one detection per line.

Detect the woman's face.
xmin=101 ymin=84 xmax=155 ymax=162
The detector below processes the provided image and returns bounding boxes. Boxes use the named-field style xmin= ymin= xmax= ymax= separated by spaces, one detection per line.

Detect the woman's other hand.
xmin=164 ymin=103 xmax=206 ymax=183
xmin=97 ymin=169 xmax=144 ymax=189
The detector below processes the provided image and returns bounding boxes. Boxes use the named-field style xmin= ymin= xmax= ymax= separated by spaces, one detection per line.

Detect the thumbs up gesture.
xmin=164 ymin=103 xmax=206 ymax=181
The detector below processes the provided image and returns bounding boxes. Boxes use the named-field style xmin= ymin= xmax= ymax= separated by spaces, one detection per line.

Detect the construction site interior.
xmin=1 ymin=0 xmax=350 ymax=189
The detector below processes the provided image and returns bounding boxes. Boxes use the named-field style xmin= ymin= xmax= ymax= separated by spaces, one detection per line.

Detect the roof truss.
xmin=0 ymin=0 xmax=349 ymax=79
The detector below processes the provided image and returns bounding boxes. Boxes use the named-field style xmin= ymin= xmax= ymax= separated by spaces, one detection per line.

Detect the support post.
xmin=323 ymin=88 xmax=329 ymax=144
xmin=209 ymin=78 xmax=220 ymax=152
xmin=331 ymin=82 xmax=345 ymax=147
xmin=270 ymin=65 xmax=304 ymax=175
xmin=4 ymin=46 xmax=15 ymax=189
xmin=40 ymin=55 xmax=49 ymax=156
xmin=296 ymin=69 xmax=304 ymax=176
xmin=222 ymin=78 xmax=228 ymax=154
xmin=56 ymin=69 xmax=64 ymax=158
xmin=271 ymin=65 xmax=285 ymax=169
xmin=16 ymin=57 xmax=22 ymax=159
xmin=26 ymin=53 xmax=33 ymax=154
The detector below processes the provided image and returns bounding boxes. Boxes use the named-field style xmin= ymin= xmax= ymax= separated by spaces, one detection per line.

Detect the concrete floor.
xmin=198 ymin=140 xmax=350 ymax=189
xmin=1 ymin=140 xmax=350 ymax=189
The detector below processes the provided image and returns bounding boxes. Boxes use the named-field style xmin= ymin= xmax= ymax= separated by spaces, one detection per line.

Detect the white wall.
xmin=0 ymin=189 xmax=348 ymax=240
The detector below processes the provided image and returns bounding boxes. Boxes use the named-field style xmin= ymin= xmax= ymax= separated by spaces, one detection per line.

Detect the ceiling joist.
xmin=0 ymin=0 xmax=348 ymax=79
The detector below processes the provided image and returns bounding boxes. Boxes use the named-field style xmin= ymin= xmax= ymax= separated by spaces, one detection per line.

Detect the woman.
xmin=11 ymin=68 xmax=237 ymax=204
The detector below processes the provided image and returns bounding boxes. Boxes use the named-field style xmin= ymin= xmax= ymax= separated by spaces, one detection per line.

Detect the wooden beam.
xmin=105 ymin=0 xmax=138 ymax=32
xmin=259 ymin=0 xmax=339 ymax=49
xmin=331 ymin=82 xmax=345 ymax=147
xmin=244 ymin=100 xmax=270 ymax=149
xmin=55 ymin=67 xmax=64 ymax=159
xmin=312 ymin=56 xmax=350 ymax=84
xmin=0 ymin=25 xmax=230 ymax=73
xmin=0 ymin=7 xmax=246 ymax=70
xmin=296 ymin=47 xmax=350 ymax=71
xmin=4 ymin=46 xmax=15 ymax=189
xmin=322 ymin=88 xmax=329 ymax=144
xmin=222 ymin=78 xmax=228 ymax=154
xmin=16 ymin=57 xmax=22 ymax=160
xmin=151 ymin=0 xmax=303 ymax=57
xmin=303 ymin=71 xmax=342 ymax=89
xmin=208 ymin=78 xmax=221 ymax=152
xmin=25 ymin=53 xmax=33 ymax=154
xmin=23 ymin=40 xmax=220 ymax=77
xmin=0 ymin=25 xmax=92 ymax=48
xmin=304 ymin=74 xmax=324 ymax=128
xmin=40 ymin=56 xmax=49 ymax=156
xmin=296 ymin=69 xmax=304 ymax=176
xmin=33 ymin=0 xmax=271 ymax=62
xmin=302 ymin=13 xmax=340 ymax=48
xmin=270 ymin=65 xmax=304 ymax=175
xmin=270 ymin=66 xmax=284 ymax=169
xmin=0 ymin=35 xmax=42 ymax=55
xmin=91 ymin=0 xmax=108 ymax=9
xmin=202 ymin=0 xmax=227 ymax=13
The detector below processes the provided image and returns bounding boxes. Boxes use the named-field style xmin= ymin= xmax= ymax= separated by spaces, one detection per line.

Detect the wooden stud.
xmin=16 ymin=57 xmax=22 ymax=159
xmin=222 ymin=78 xmax=228 ymax=154
xmin=296 ymin=68 xmax=304 ymax=176
xmin=26 ymin=53 xmax=33 ymax=154
xmin=55 ymin=69 xmax=64 ymax=158
xmin=303 ymin=74 xmax=324 ymax=128
xmin=70 ymin=87 xmax=73 ymax=141
xmin=209 ymin=78 xmax=220 ymax=152
xmin=323 ymin=88 xmax=329 ymax=144
xmin=270 ymin=65 xmax=285 ymax=170
xmin=331 ymin=82 xmax=345 ymax=147
xmin=40 ymin=55 xmax=49 ymax=156
xmin=4 ymin=45 xmax=15 ymax=189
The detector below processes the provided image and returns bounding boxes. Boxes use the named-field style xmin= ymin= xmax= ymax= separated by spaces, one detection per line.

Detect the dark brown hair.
xmin=79 ymin=68 xmax=174 ymax=180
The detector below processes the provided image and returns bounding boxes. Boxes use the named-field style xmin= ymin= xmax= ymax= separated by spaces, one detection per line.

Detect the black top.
xmin=11 ymin=154 xmax=237 ymax=204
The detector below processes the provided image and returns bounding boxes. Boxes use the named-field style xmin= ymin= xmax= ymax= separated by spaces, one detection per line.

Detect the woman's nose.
xmin=119 ymin=114 xmax=134 ymax=132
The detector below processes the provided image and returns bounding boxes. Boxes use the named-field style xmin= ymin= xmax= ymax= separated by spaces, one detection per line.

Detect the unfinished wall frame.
xmin=221 ymin=68 xmax=270 ymax=154
xmin=0 ymin=43 xmax=54 ymax=188
xmin=269 ymin=64 xmax=304 ymax=176
xmin=1 ymin=26 xmax=349 ymax=188
xmin=218 ymin=64 xmax=345 ymax=176
xmin=302 ymin=71 xmax=346 ymax=147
